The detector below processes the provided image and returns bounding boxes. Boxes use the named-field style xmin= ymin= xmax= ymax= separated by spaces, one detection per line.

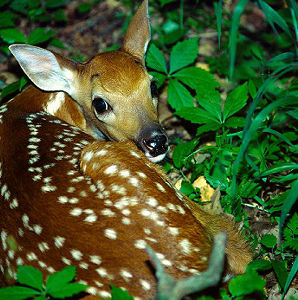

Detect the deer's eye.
xmin=92 ymin=97 xmax=111 ymax=115
xmin=150 ymin=81 xmax=158 ymax=98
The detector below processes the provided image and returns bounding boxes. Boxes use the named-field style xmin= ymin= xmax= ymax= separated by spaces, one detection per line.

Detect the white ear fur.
xmin=9 ymin=44 xmax=75 ymax=95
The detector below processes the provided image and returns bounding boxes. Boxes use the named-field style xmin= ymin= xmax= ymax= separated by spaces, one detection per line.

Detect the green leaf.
xmin=111 ymin=284 xmax=134 ymax=300
xmin=146 ymin=43 xmax=167 ymax=73
xmin=272 ymin=260 xmax=288 ymax=290
xmin=258 ymin=163 xmax=298 ymax=178
xmin=196 ymin=122 xmax=221 ymax=135
xmin=248 ymin=79 xmax=257 ymax=98
xmin=214 ymin=0 xmax=222 ymax=49
xmin=174 ymin=67 xmax=219 ymax=91
xmin=224 ymin=116 xmax=245 ymax=128
xmin=0 ymin=286 xmax=41 ymax=299
xmin=17 ymin=266 xmax=43 ymax=291
xmin=258 ymin=0 xmax=291 ymax=37
xmin=223 ymin=82 xmax=248 ymax=120
xmin=77 ymin=3 xmax=92 ymax=14
xmin=0 ymin=0 xmax=10 ymax=7
xmin=260 ymin=234 xmax=277 ymax=248
xmin=0 ymin=80 xmax=19 ymax=99
xmin=228 ymin=271 xmax=266 ymax=296
xmin=196 ymin=88 xmax=222 ymax=121
xmin=175 ymin=106 xmax=218 ymax=124
xmin=49 ymin=283 xmax=87 ymax=298
xmin=180 ymin=181 xmax=194 ymax=195
xmin=167 ymin=79 xmax=193 ymax=110
xmin=282 ymin=257 xmax=298 ymax=300
xmin=169 ymin=38 xmax=199 ymax=74
xmin=27 ymin=28 xmax=54 ymax=45
xmin=46 ymin=266 xmax=76 ymax=294
xmin=172 ymin=139 xmax=199 ymax=168
xmin=246 ymin=259 xmax=272 ymax=272
xmin=0 ymin=28 xmax=26 ymax=43
xmin=0 ymin=11 xmax=17 ymax=27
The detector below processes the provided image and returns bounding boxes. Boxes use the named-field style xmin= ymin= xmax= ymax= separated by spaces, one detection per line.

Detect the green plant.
xmin=0 ymin=265 xmax=87 ymax=299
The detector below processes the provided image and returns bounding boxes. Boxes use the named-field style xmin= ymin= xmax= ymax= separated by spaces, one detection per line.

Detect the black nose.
xmin=139 ymin=125 xmax=169 ymax=158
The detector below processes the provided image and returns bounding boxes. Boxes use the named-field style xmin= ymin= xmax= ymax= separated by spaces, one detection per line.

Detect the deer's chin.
xmin=145 ymin=151 xmax=167 ymax=163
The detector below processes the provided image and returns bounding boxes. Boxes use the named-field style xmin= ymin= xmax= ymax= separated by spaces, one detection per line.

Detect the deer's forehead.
xmin=84 ymin=52 xmax=149 ymax=96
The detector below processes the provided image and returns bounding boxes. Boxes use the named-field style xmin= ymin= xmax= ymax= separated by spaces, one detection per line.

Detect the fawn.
xmin=8 ymin=0 xmax=168 ymax=163
xmin=0 ymin=0 xmax=252 ymax=299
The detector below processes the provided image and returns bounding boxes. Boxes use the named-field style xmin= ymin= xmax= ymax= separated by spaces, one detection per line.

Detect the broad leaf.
xmin=146 ymin=43 xmax=167 ymax=74
xmin=196 ymin=88 xmax=222 ymax=121
xmin=46 ymin=266 xmax=76 ymax=294
xmin=0 ymin=28 xmax=26 ymax=43
xmin=174 ymin=67 xmax=219 ymax=91
xmin=229 ymin=271 xmax=266 ymax=296
xmin=28 ymin=28 xmax=54 ymax=45
xmin=49 ymin=283 xmax=87 ymax=298
xmin=246 ymin=259 xmax=272 ymax=272
xmin=111 ymin=284 xmax=134 ymax=300
xmin=260 ymin=234 xmax=277 ymax=248
xmin=169 ymin=38 xmax=198 ymax=73
xmin=196 ymin=122 xmax=221 ymax=135
xmin=224 ymin=116 xmax=245 ymax=128
xmin=167 ymin=79 xmax=193 ymax=110
xmin=0 ymin=286 xmax=40 ymax=299
xmin=223 ymin=82 xmax=248 ymax=120
xmin=272 ymin=260 xmax=288 ymax=290
xmin=172 ymin=139 xmax=199 ymax=168
xmin=17 ymin=266 xmax=43 ymax=291
xmin=175 ymin=107 xmax=218 ymax=124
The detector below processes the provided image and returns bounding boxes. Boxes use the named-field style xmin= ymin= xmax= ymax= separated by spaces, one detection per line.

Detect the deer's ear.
xmin=9 ymin=44 xmax=78 ymax=96
xmin=122 ymin=0 xmax=150 ymax=63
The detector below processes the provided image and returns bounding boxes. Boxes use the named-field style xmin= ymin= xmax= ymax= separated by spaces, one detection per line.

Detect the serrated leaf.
xmin=229 ymin=271 xmax=266 ymax=296
xmin=146 ymin=43 xmax=167 ymax=73
xmin=28 ymin=28 xmax=54 ymax=45
xmin=196 ymin=122 xmax=221 ymax=135
xmin=172 ymin=139 xmax=199 ymax=168
xmin=17 ymin=266 xmax=43 ymax=291
xmin=0 ymin=28 xmax=26 ymax=43
xmin=224 ymin=116 xmax=245 ymax=128
xmin=46 ymin=266 xmax=76 ymax=294
xmin=196 ymin=88 xmax=222 ymax=121
xmin=169 ymin=38 xmax=198 ymax=73
xmin=174 ymin=67 xmax=219 ymax=91
xmin=223 ymin=82 xmax=248 ymax=120
xmin=248 ymin=79 xmax=257 ymax=98
xmin=167 ymin=79 xmax=193 ymax=110
xmin=246 ymin=259 xmax=272 ymax=272
xmin=48 ymin=283 xmax=87 ymax=298
xmin=175 ymin=106 xmax=218 ymax=124
xmin=111 ymin=284 xmax=134 ymax=300
xmin=260 ymin=234 xmax=277 ymax=248
xmin=0 ymin=286 xmax=41 ymax=299
xmin=0 ymin=11 xmax=17 ymax=27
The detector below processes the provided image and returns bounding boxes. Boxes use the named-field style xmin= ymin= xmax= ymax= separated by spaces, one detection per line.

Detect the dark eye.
xmin=150 ymin=81 xmax=158 ymax=98
xmin=92 ymin=97 xmax=111 ymax=115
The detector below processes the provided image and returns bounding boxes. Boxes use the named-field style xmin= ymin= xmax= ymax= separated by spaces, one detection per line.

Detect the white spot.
xmin=95 ymin=149 xmax=108 ymax=156
xmin=27 ymin=252 xmax=37 ymax=261
xmin=179 ymin=239 xmax=192 ymax=255
xmin=41 ymin=185 xmax=57 ymax=192
xmin=89 ymin=255 xmax=102 ymax=265
xmin=146 ymin=197 xmax=158 ymax=207
xmin=168 ymin=227 xmax=179 ymax=236
xmin=62 ymin=257 xmax=71 ymax=265
xmin=70 ymin=249 xmax=83 ymax=261
xmin=156 ymin=182 xmax=166 ymax=192
xmin=70 ymin=208 xmax=82 ymax=216
xmin=58 ymin=196 xmax=68 ymax=204
xmin=137 ymin=171 xmax=147 ymax=178
xmin=104 ymin=165 xmax=118 ymax=175
xmin=33 ymin=224 xmax=42 ymax=235
xmin=140 ymin=279 xmax=151 ymax=291
xmin=67 ymin=187 xmax=76 ymax=193
xmin=44 ymin=92 xmax=65 ymax=115
xmin=122 ymin=209 xmax=131 ymax=216
xmin=104 ymin=228 xmax=117 ymax=240
xmin=119 ymin=170 xmax=130 ymax=178
xmin=54 ymin=236 xmax=65 ymax=248
xmin=120 ymin=269 xmax=133 ymax=282
xmin=101 ymin=209 xmax=115 ymax=217
xmin=130 ymin=150 xmax=141 ymax=158
xmin=79 ymin=262 xmax=89 ymax=269
xmin=84 ymin=214 xmax=97 ymax=223
xmin=129 ymin=177 xmax=139 ymax=187
xmin=96 ymin=267 xmax=107 ymax=277
xmin=99 ymin=291 xmax=110 ymax=297
xmin=134 ymin=239 xmax=146 ymax=249
xmin=122 ymin=217 xmax=131 ymax=225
